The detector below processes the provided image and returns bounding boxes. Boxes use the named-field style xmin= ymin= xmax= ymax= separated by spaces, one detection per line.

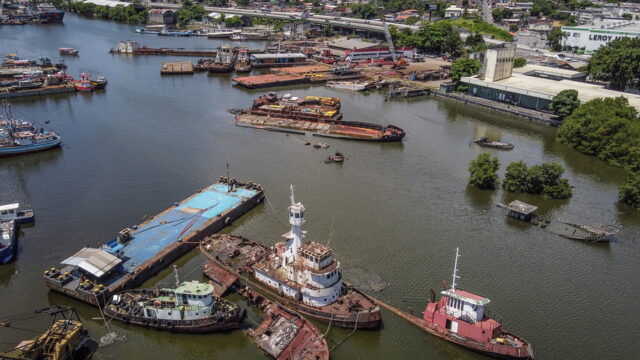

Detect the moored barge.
xmin=43 ymin=177 xmax=265 ymax=306
xmin=235 ymin=92 xmax=405 ymax=142
xmin=200 ymin=187 xmax=382 ymax=329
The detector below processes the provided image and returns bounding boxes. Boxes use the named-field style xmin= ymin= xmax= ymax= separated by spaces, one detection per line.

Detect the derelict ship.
xmin=200 ymin=186 xmax=382 ymax=329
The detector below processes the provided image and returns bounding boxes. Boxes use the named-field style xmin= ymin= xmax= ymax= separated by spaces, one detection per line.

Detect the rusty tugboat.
xmin=373 ymin=248 xmax=534 ymax=359
xmin=200 ymin=186 xmax=382 ymax=329
xmin=234 ymin=92 xmax=405 ymax=142
xmin=103 ymin=267 xmax=243 ymax=333
xmin=203 ymin=262 xmax=329 ymax=360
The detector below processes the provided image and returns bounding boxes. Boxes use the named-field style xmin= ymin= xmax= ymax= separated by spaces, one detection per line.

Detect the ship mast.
xmin=451 ymin=247 xmax=460 ymax=291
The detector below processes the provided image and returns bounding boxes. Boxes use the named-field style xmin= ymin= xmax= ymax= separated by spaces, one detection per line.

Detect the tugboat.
xmin=376 ymin=248 xmax=534 ymax=359
xmin=0 ymin=102 xmax=62 ymax=157
xmin=0 ymin=220 xmax=16 ymax=264
xmin=73 ymin=73 xmax=95 ymax=92
xmin=208 ymin=45 xmax=236 ymax=73
xmin=104 ymin=270 xmax=244 ymax=333
xmin=0 ymin=306 xmax=98 ymax=360
xmin=0 ymin=203 xmax=34 ymax=224
xmin=201 ymin=186 xmax=382 ymax=329
xmin=58 ymin=48 xmax=79 ymax=56
xmin=234 ymin=49 xmax=252 ymax=73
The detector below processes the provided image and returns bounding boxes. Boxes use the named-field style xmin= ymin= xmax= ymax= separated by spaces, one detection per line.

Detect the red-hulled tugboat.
xmin=375 ymin=248 xmax=534 ymax=359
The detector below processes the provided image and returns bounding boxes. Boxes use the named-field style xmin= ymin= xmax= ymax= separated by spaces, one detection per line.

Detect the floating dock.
xmin=233 ymin=74 xmax=308 ymax=89
xmin=160 ymin=61 xmax=194 ymax=74
xmin=0 ymin=84 xmax=76 ymax=99
xmin=43 ymin=177 xmax=265 ymax=306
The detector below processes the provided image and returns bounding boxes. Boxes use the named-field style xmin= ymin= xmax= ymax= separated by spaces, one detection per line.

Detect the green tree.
xmin=450 ymin=58 xmax=482 ymax=82
xmin=587 ymin=37 xmax=640 ymax=90
xmin=503 ymin=161 xmax=529 ymax=193
xmin=464 ymin=33 xmax=484 ymax=48
xmin=491 ymin=7 xmax=513 ymax=22
xmin=557 ymin=97 xmax=639 ymax=169
xmin=619 ymin=172 xmax=640 ymax=207
xmin=273 ymin=20 xmax=284 ymax=32
xmin=468 ymin=153 xmax=500 ymax=190
xmin=405 ymin=16 xmax=419 ymax=25
xmin=513 ymin=57 xmax=526 ymax=68
xmin=623 ymin=13 xmax=633 ymax=20
xmin=509 ymin=24 xmax=519 ymax=32
xmin=550 ymin=89 xmax=580 ymax=118
xmin=547 ymin=27 xmax=567 ymax=51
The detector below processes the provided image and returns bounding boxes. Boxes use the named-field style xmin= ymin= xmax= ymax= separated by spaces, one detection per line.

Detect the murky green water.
xmin=1 ymin=14 xmax=639 ymax=360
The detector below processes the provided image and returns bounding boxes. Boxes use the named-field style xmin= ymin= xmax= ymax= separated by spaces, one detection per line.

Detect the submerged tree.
xmin=468 ymin=153 xmax=500 ymax=190
xmin=619 ymin=172 xmax=640 ymax=208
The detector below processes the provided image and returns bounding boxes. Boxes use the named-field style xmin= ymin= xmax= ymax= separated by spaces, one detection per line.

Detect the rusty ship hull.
xmin=200 ymin=234 xmax=382 ymax=329
xmin=240 ymin=285 xmax=330 ymax=360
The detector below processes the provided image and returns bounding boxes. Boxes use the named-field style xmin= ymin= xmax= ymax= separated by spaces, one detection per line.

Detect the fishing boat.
xmin=374 ymin=248 xmax=534 ymax=359
xmin=104 ymin=277 xmax=244 ymax=333
xmin=325 ymin=80 xmax=368 ymax=91
xmin=0 ymin=203 xmax=34 ymax=223
xmin=235 ymin=93 xmax=406 ymax=142
xmin=208 ymin=46 xmax=236 ymax=73
xmin=90 ymin=76 xmax=107 ymax=90
xmin=73 ymin=73 xmax=95 ymax=92
xmin=473 ymin=137 xmax=514 ymax=150
xmin=0 ymin=306 xmax=97 ymax=360
xmin=0 ymin=220 xmax=16 ymax=264
xmin=234 ymin=49 xmax=252 ymax=73
xmin=58 ymin=48 xmax=79 ymax=56
xmin=0 ymin=102 xmax=62 ymax=157
xmin=200 ymin=186 xmax=382 ymax=329
xmin=238 ymin=284 xmax=329 ymax=360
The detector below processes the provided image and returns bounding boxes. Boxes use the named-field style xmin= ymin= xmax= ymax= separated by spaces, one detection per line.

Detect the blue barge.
xmin=44 ymin=177 xmax=265 ymax=306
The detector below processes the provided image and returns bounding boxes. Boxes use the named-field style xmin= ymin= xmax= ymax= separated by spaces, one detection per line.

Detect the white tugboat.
xmin=200 ymin=186 xmax=382 ymax=329
xmin=104 ymin=268 xmax=244 ymax=333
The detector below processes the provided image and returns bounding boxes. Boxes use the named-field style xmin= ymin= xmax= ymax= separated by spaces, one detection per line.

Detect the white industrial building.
xmin=562 ymin=21 xmax=640 ymax=53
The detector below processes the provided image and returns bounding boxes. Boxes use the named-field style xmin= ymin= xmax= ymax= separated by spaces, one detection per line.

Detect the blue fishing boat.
xmin=0 ymin=102 xmax=61 ymax=157
xmin=0 ymin=220 xmax=16 ymax=264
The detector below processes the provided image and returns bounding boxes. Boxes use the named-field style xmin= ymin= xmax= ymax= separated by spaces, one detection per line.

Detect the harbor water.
xmin=1 ymin=14 xmax=639 ymax=360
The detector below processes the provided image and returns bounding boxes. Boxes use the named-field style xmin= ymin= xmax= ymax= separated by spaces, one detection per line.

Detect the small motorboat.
xmin=91 ymin=76 xmax=108 ymax=90
xmin=325 ymin=151 xmax=345 ymax=163
xmin=473 ymin=137 xmax=514 ymax=150
xmin=59 ymin=48 xmax=79 ymax=56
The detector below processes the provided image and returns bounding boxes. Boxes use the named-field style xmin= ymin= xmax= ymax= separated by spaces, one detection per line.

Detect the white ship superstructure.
xmin=253 ymin=186 xmax=342 ymax=308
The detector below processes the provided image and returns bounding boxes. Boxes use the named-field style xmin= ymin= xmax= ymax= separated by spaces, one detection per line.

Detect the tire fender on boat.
xmin=224 ymin=217 xmax=232 ymax=225
xmin=217 ymin=316 xmax=225 ymax=324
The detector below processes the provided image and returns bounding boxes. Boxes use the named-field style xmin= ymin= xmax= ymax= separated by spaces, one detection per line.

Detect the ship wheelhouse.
xmin=442 ymin=289 xmax=490 ymax=324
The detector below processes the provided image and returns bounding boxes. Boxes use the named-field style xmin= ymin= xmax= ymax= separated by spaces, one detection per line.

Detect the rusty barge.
xmin=43 ymin=177 xmax=265 ymax=306
xmin=203 ymin=263 xmax=330 ymax=360
xmin=234 ymin=92 xmax=405 ymax=142
xmin=200 ymin=187 xmax=382 ymax=329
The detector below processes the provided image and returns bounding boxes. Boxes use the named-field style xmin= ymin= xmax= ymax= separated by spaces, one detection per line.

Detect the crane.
xmin=382 ymin=20 xmax=398 ymax=63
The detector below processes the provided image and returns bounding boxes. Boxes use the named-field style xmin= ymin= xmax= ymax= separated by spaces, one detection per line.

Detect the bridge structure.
xmin=147 ymin=3 xmax=506 ymax=45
